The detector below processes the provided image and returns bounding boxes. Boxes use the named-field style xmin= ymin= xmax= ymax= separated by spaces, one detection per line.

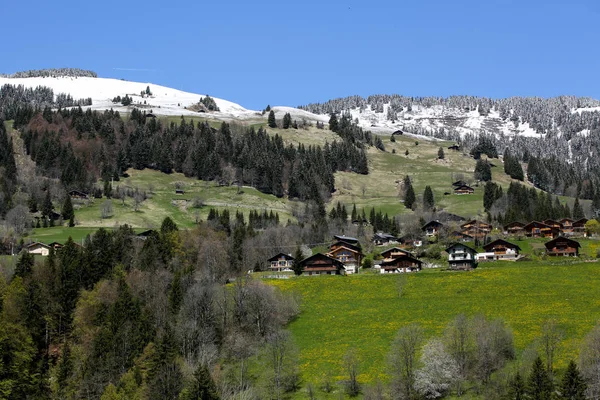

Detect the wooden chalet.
xmin=461 ymin=220 xmax=492 ymax=239
xmin=523 ymin=221 xmax=559 ymax=238
xmin=69 ymin=190 xmax=89 ymax=200
xmin=448 ymin=144 xmax=460 ymax=151
xmin=373 ymin=233 xmax=398 ymax=246
xmin=299 ymin=253 xmax=345 ymax=276
xmin=48 ymin=242 xmax=64 ymax=251
xmin=445 ymin=243 xmax=477 ymax=270
xmin=352 ymin=219 xmax=369 ymax=226
xmin=49 ymin=210 xmax=62 ymax=221
xmin=422 ymin=220 xmax=444 ymax=237
xmin=328 ymin=241 xmax=364 ymax=274
xmin=379 ymin=255 xmax=422 ymax=273
xmin=26 ymin=242 xmax=51 ymax=256
xmin=454 ymin=185 xmax=475 ymax=195
xmin=544 ymin=237 xmax=580 ymax=257
xmin=450 ymin=231 xmax=474 ymax=242
xmin=267 ymin=253 xmax=295 ymax=272
xmin=559 ymin=218 xmax=575 ymax=234
xmin=573 ymin=218 xmax=589 ymax=236
xmin=333 ymin=235 xmax=361 ymax=247
xmin=380 ymin=247 xmax=412 ymax=261
xmin=438 ymin=212 xmax=466 ymax=223
xmin=398 ymin=236 xmax=423 ymax=248
xmin=136 ymin=229 xmax=156 ymax=240
xmin=503 ymin=221 xmax=525 ymax=235
xmin=175 ymin=189 xmax=185 ymax=195
xmin=480 ymin=239 xmax=521 ymax=261
xmin=543 ymin=219 xmax=563 ymax=230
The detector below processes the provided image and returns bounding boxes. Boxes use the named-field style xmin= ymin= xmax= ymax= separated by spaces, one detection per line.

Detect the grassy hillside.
xmin=268 ymin=260 xmax=600 ymax=390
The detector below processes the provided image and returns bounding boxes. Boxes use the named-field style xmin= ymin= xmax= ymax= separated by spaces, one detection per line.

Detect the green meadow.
xmin=268 ymin=260 xmax=600 ymax=390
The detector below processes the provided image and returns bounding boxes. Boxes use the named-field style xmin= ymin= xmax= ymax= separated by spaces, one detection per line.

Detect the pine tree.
xmin=527 ymin=356 xmax=553 ymax=400
xmin=329 ymin=113 xmax=338 ymax=132
xmin=42 ymin=190 xmax=53 ymax=217
xmin=292 ymin=247 xmax=304 ymax=276
xmin=404 ymin=176 xmax=416 ymax=210
xmin=62 ymin=195 xmax=74 ymax=221
xmin=405 ymin=149 xmax=409 ymax=156
xmin=573 ymin=197 xmax=585 ymax=220
xmin=438 ymin=147 xmax=445 ymax=160
xmin=182 ymin=364 xmax=220 ymax=400
xmin=282 ymin=113 xmax=292 ymax=129
xmin=423 ymin=186 xmax=435 ymax=210
xmin=507 ymin=372 xmax=526 ymax=400
xmin=268 ymin=110 xmax=277 ymax=128
xmin=475 ymin=159 xmax=492 ymax=182
xmin=558 ymin=360 xmax=586 ymax=400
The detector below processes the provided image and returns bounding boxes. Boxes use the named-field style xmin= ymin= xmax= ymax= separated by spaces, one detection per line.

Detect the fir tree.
xmin=527 ymin=356 xmax=553 ymax=400
xmin=42 ymin=190 xmax=53 ymax=218
xmin=423 ymin=185 xmax=435 ymax=210
xmin=282 ymin=113 xmax=292 ymax=129
xmin=507 ymin=372 xmax=526 ymax=400
xmin=404 ymin=176 xmax=416 ymax=210
xmin=329 ymin=113 xmax=338 ymax=132
xmin=438 ymin=147 xmax=445 ymax=159
xmin=475 ymin=159 xmax=492 ymax=182
xmin=268 ymin=110 xmax=277 ymax=128
xmin=62 ymin=195 xmax=74 ymax=221
xmin=558 ymin=360 xmax=586 ymax=400
xmin=292 ymin=247 xmax=304 ymax=276
xmin=182 ymin=363 xmax=220 ymax=400
xmin=573 ymin=197 xmax=585 ymax=220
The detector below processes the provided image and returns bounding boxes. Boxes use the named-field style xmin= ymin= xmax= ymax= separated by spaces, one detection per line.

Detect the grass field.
xmin=267 ymin=260 xmax=600 ymax=392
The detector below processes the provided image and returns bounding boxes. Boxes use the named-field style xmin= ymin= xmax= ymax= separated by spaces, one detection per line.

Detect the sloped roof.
xmin=483 ymin=239 xmax=521 ymax=252
xmin=267 ymin=253 xmax=295 ymax=262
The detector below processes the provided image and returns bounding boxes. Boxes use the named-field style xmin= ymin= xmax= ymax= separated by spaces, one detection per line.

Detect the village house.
xmin=477 ymin=239 xmax=521 ymax=261
xmin=454 ymin=184 xmax=475 ymax=195
xmin=503 ymin=221 xmax=525 ymax=236
xmin=379 ymin=255 xmax=423 ymax=273
xmin=175 ymin=189 xmax=185 ymax=195
xmin=422 ymin=220 xmax=444 ymax=237
xmin=543 ymin=219 xmax=563 ymax=230
xmin=328 ymin=238 xmax=364 ymax=274
xmin=48 ymin=242 xmax=64 ymax=251
xmin=450 ymin=231 xmax=474 ymax=242
xmin=380 ymin=247 xmax=412 ymax=261
xmin=25 ymin=242 xmax=51 ymax=256
xmin=545 ymin=237 xmax=581 ymax=257
xmin=445 ymin=243 xmax=478 ymax=270
xmin=559 ymin=218 xmax=575 ymax=235
xmin=461 ymin=220 xmax=492 ymax=240
xmin=299 ymin=253 xmax=346 ymax=276
xmin=267 ymin=253 xmax=295 ymax=272
xmin=448 ymin=144 xmax=460 ymax=151
xmin=452 ymin=180 xmax=468 ymax=188
xmin=523 ymin=221 xmax=559 ymax=238
xmin=372 ymin=233 xmax=398 ymax=246
xmin=573 ymin=218 xmax=589 ymax=236
xmin=398 ymin=236 xmax=423 ymax=248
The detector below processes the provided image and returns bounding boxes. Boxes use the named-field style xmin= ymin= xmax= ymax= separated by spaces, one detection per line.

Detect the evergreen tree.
xmin=438 ymin=147 xmax=445 ymax=160
xmin=329 ymin=113 xmax=338 ymax=132
xmin=423 ymin=186 xmax=435 ymax=210
xmin=475 ymin=159 xmax=492 ymax=182
xmin=181 ymin=363 xmax=220 ymax=400
xmin=42 ymin=190 xmax=53 ymax=217
xmin=558 ymin=360 xmax=586 ymax=400
xmin=292 ymin=247 xmax=304 ymax=276
xmin=507 ymin=372 xmax=526 ymax=400
xmin=282 ymin=113 xmax=292 ymax=129
xmin=527 ymin=356 xmax=553 ymax=400
xmin=573 ymin=198 xmax=585 ymax=220
xmin=62 ymin=195 xmax=74 ymax=221
xmin=405 ymin=149 xmax=409 ymax=156
xmin=14 ymin=251 xmax=35 ymax=278
xmin=404 ymin=176 xmax=416 ymax=210
xmin=267 ymin=110 xmax=277 ymax=128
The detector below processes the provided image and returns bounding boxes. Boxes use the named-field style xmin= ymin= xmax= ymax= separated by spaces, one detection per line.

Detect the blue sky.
xmin=3 ymin=0 xmax=600 ymax=109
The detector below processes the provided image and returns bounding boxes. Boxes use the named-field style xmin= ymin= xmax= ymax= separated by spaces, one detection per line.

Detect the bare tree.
xmin=443 ymin=314 xmax=473 ymax=395
xmin=259 ymin=330 xmax=300 ymax=400
xmin=100 ymin=200 xmax=113 ymax=219
xmin=344 ymin=348 xmax=361 ymax=397
xmin=389 ymin=323 xmax=424 ymax=399
xmin=133 ymin=190 xmax=146 ymax=212
xmin=580 ymin=323 xmax=600 ymax=399
xmin=471 ymin=316 xmax=515 ymax=384
xmin=539 ymin=319 xmax=563 ymax=376
xmin=5 ymin=205 xmax=30 ymax=235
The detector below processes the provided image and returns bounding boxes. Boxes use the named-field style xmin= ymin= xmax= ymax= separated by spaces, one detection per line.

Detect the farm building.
xmin=461 ymin=220 xmax=492 ymax=239
xmin=373 ymin=233 xmax=398 ymax=246
xmin=379 ymin=255 xmax=422 ymax=273
xmin=299 ymin=253 xmax=345 ymax=276
xmin=445 ymin=243 xmax=477 ymax=270
xmin=422 ymin=220 xmax=444 ymax=237
xmin=267 ymin=253 xmax=295 ymax=272
xmin=545 ymin=237 xmax=580 ymax=257
xmin=69 ymin=190 xmax=89 ymax=200
xmin=26 ymin=242 xmax=51 ymax=256
xmin=478 ymin=239 xmax=521 ymax=261
xmin=454 ymin=185 xmax=475 ymax=195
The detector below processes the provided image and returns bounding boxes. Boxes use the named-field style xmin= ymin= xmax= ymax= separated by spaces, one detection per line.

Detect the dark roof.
xmin=450 ymin=231 xmax=473 ymax=239
xmin=448 ymin=144 xmax=460 ymax=150
xmin=267 ymin=253 xmax=295 ymax=262
xmin=559 ymin=218 xmax=575 ymax=224
xmin=381 ymin=247 xmax=412 ymax=258
xmin=393 ymin=130 xmax=404 ymax=135
xmin=333 ymin=235 xmax=359 ymax=244
xmin=544 ymin=237 xmax=581 ymax=249
xmin=69 ymin=190 xmax=89 ymax=197
xmin=373 ymin=233 xmax=398 ymax=241
xmin=523 ymin=221 xmax=552 ymax=230
xmin=454 ymin=185 xmax=474 ymax=191
xmin=483 ymin=239 xmax=521 ymax=252
xmin=452 ymin=180 xmax=467 ymax=187
xmin=503 ymin=221 xmax=525 ymax=230
xmin=543 ymin=219 xmax=563 ymax=226
xmin=137 ymin=229 xmax=156 ymax=237
xmin=461 ymin=220 xmax=492 ymax=229
xmin=574 ymin=218 xmax=589 ymax=226
xmin=26 ymin=242 xmax=50 ymax=249
xmin=330 ymin=241 xmax=362 ymax=253
xmin=299 ymin=253 xmax=345 ymax=269
xmin=422 ymin=220 xmax=444 ymax=230
xmin=380 ymin=254 xmax=422 ymax=267
xmin=445 ymin=243 xmax=477 ymax=254
xmin=438 ymin=212 xmax=466 ymax=222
